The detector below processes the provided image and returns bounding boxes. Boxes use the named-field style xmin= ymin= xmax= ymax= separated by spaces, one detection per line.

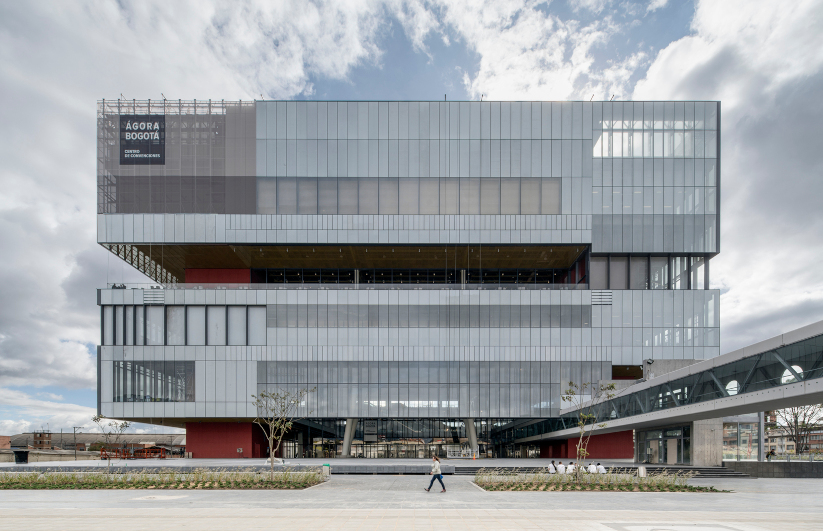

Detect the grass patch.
xmin=474 ymin=467 xmax=724 ymax=493
xmin=0 ymin=467 xmax=325 ymax=490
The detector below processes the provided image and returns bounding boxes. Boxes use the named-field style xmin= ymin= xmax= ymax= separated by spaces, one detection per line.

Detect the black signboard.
xmin=120 ymin=115 xmax=165 ymax=165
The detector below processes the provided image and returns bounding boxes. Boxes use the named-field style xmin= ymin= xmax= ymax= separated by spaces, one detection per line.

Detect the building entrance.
xmin=637 ymin=426 xmax=691 ymax=465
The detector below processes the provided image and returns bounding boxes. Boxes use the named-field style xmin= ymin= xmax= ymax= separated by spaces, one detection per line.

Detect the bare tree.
xmin=769 ymin=405 xmax=823 ymax=454
xmin=561 ymin=381 xmax=617 ymax=481
xmin=91 ymin=414 xmax=130 ymax=471
xmin=252 ymin=387 xmax=316 ymax=479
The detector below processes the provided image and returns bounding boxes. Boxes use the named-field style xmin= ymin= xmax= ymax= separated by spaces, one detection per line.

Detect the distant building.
xmin=31 ymin=431 xmax=53 ymax=450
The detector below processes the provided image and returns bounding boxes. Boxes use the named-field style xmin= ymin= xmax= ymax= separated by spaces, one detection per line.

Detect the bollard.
xmin=322 ymin=464 xmax=331 ymax=477
xmin=637 ymin=465 xmax=647 ymax=478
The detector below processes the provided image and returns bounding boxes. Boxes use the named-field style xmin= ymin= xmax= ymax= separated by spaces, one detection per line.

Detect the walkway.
xmin=512 ymin=320 xmax=823 ymax=444
xmin=0 ymin=475 xmax=821 ymax=530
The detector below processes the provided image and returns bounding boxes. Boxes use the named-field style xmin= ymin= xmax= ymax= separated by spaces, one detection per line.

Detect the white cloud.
xmin=0 ymin=0 xmax=395 ymax=425
xmin=0 ymin=387 xmax=96 ymax=434
xmin=634 ymin=0 xmax=823 ymax=351
xmin=433 ymin=0 xmax=642 ymax=100
xmin=569 ymin=0 xmax=612 ymax=15
xmin=0 ymin=386 xmax=184 ymax=434
xmin=646 ymin=0 xmax=668 ymax=14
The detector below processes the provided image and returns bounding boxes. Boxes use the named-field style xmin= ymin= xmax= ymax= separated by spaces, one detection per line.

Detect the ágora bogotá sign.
xmin=120 ymin=115 xmax=165 ymax=165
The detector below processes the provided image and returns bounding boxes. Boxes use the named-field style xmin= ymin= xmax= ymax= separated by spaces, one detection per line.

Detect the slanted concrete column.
xmin=341 ymin=418 xmax=358 ymax=458
xmin=464 ymin=419 xmax=478 ymax=456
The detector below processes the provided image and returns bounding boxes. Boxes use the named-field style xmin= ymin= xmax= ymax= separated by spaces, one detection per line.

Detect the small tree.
xmin=252 ymin=387 xmax=316 ymax=479
xmin=91 ymin=414 xmax=130 ymax=471
xmin=770 ymin=405 xmax=823 ymax=454
xmin=561 ymin=381 xmax=616 ymax=481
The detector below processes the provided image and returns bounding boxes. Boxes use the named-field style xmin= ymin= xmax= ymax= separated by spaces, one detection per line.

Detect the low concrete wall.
xmin=724 ymin=461 xmax=823 ymax=478
xmin=0 ymin=450 xmax=100 ymax=463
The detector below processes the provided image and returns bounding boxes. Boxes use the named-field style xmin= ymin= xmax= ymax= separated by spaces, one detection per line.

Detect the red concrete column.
xmin=539 ymin=430 xmax=634 ymax=460
xmin=571 ymin=430 xmax=634 ymax=459
xmin=185 ymin=422 xmax=268 ymax=458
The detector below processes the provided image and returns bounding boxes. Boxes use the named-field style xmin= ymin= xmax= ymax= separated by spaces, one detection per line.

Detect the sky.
xmin=1 ymin=0 xmax=823 ymax=435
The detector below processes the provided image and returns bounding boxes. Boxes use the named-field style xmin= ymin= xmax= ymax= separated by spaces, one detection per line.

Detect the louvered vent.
xmin=591 ymin=290 xmax=612 ymax=306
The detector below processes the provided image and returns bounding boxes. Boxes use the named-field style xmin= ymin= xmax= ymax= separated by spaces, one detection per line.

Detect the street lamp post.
xmin=73 ymin=427 xmax=84 ymax=461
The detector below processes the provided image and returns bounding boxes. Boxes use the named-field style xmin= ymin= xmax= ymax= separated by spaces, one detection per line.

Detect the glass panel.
xmin=650 ymin=257 xmax=668 ymax=289
xmin=378 ymin=178 xmax=399 ymax=214
xmin=115 ymin=306 xmax=123 ymax=345
xmin=318 ymin=178 xmax=337 ymax=214
xmin=723 ymin=423 xmax=739 ymax=460
xmin=501 ymin=178 xmax=519 ymax=214
xmin=135 ymin=306 xmax=144 ymax=345
xmin=440 ymin=179 xmax=459 ymax=214
xmin=609 ymin=257 xmax=628 ymax=290
xmin=186 ymin=306 xmax=205 ymax=345
xmin=228 ymin=306 xmax=246 ymax=346
xmin=297 ymin=178 xmax=317 ymax=214
xmin=102 ymin=306 xmax=113 ymax=346
xmin=146 ymin=306 xmax=164 ymax=345
xmin=398 ymin=178 xmax=419 ymax=214
xmin=359 ymin=178 xmax=378 ymax=214
xmin=480 ymin=178 xmax=500 ymax=214
xmin=541 ymin=178 xmax=561 ymax=214
xmin=671 ymin=256 xmax=688 ymax=289
xmin=520 ymin=178 xmax=540 ymax=214
xmin=248 ymin=306 xmax=266 ymax=346
xmin=460 ymin=178 xmax=480 ymax=214
xmin=207 ymin=306 xmax=226 ymax=346
xmin=691 ymin=257 xmax=705 ymax=290
xmin=630 ymin=256 xmax=648 ymax=289
xmin=257 ymin=177 xmax=276 ymax=214
xmin=277 ymin=177 xmax=297 ymax=214
xmin=419 ymin=178 xmax=439 ymax=214
xmin=166 ymin=306 xmax=185 ymax=346
xmin=338 ymin=178 xmax=358 ymax=214
xmin=590 ymin=257 xmax=608 ymax=290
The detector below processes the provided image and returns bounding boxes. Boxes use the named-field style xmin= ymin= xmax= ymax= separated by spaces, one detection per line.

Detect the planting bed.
xmin=0 ymin=467 xmax=325 ymax=490
xmin=474 ymin=468 xmax=724 ymax=493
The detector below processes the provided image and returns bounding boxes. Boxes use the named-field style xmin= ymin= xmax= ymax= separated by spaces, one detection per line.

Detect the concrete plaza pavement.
xmin=0 ymin=475 xmax=821 ymax=530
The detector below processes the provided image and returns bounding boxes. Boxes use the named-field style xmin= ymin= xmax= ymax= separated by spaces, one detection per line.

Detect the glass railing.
xmin=106 ymin=282 xmax=590 ymax=291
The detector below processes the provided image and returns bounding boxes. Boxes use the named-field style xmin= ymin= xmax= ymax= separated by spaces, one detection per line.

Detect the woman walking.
xmin=425 ymin=456 xmax=446 ymax=493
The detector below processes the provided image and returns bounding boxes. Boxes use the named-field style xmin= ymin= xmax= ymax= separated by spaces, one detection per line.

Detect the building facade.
xmin=96 ymin=99 xmax=720 ymax=459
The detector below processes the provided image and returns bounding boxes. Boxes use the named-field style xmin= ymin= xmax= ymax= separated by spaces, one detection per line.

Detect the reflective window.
xmin=146 ymin=306 xmax=164 ymax=345
xmin=166 ymin=306 xmax=185 ymax=345
xmin=113 ymin=361 xmax=195 ymax=402
xmin=650 ymin=257 xmax=668 ymax=289
xmin=253 ymin=176 xmax=561 ymax=215
xmin=630 ymin=256 xmax=649 ymax=289
xmin=609 ymin=257 xmax=628 ymax=290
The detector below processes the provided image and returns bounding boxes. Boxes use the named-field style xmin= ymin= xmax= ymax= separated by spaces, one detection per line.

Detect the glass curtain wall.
xmin=723 ymin=421 xmax=760 ymax=461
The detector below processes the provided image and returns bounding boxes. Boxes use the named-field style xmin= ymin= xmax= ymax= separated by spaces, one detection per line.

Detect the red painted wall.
xmin=540 ymin=430 xmax=634 ymax=459
xmin=185 ymin=422 xmax=268 ymax=458
xmin=185 ymin=269 xmax=251 ymax=284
